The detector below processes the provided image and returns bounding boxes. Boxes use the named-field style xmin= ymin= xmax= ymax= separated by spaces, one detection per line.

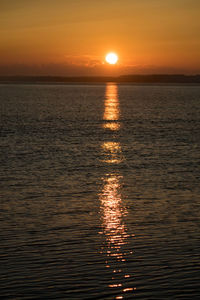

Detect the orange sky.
xmin=0 ymin=0 xmax=200 ymax=75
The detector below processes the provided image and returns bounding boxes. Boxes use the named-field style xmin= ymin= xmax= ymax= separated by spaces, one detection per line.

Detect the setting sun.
xmin=105 ymin=53 xmax=118 ymax=65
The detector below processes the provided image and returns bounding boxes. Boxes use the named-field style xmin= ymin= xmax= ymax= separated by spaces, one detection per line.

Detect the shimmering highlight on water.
xmin=103 ymin=83 xmax=120 ymax=131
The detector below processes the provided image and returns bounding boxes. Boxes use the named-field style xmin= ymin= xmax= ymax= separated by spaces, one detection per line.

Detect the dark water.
xmin=0 ymin=83 xmax=200 ymax=299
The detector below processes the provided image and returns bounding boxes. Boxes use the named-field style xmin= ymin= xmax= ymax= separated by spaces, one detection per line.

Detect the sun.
xmin=105 ymin=52 xmax=118 ymax=65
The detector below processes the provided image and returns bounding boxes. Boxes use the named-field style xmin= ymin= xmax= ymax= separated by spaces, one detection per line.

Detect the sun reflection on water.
xmin=100 ymin=174 xmax=128 ymax=255
xmin=103 ymin=83 xmax=120 ymax=131
xmin=101 ymin=141 xmax=123 ymax=164
xmin=99 ymin=83 xmax=135 ymax=298
xmin=99 ymin=174 xmax=135 ymax=298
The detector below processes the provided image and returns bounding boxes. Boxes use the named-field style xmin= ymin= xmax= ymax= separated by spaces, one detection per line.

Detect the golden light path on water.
xmin=99 ymin=83 xmax=135 ymax=298
xmin=101 ymin=141 xmax=123 ymax=164
xmin=103 ymin=83 xmax=120 ymax=131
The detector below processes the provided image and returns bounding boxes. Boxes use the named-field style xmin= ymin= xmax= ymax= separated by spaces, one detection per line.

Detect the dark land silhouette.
xmin=0 ymin=74 xmax=200 ymax=84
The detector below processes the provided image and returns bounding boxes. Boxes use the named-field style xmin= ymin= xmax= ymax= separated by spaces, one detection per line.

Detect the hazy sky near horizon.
xmin=1 ymin=0 xmax=200 ymax=75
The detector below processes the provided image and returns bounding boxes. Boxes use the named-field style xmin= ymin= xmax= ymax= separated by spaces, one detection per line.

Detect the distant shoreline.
xmin=0 ymin=74 xmax=200 ymax=85
xmin=1 ymin=82 xmax=200 ymax=87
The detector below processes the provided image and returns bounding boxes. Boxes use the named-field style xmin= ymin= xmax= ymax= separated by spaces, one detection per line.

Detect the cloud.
xmin=64 ymin=55 xmax=102 ymax=67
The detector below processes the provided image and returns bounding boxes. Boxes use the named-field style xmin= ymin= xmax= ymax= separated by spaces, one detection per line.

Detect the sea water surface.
xmin=0 ymin=83 xmax=200 ymax=299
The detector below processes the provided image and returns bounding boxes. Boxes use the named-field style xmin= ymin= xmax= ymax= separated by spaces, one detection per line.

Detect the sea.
xmin=0 ymin=83 xmax=200 ymax=299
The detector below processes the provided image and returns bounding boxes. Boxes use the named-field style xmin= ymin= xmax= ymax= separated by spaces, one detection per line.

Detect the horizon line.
xmin=0 ymin=74 xmax=200 ymax=84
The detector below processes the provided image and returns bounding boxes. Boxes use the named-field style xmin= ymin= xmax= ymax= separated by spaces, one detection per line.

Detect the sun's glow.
xmin=105 ymin=53 xmax=118 ymax=65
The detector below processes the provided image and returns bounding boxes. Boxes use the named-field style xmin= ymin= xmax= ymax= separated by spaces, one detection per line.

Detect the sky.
xmin=0 ymin=0 xmax=200 ymax=76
